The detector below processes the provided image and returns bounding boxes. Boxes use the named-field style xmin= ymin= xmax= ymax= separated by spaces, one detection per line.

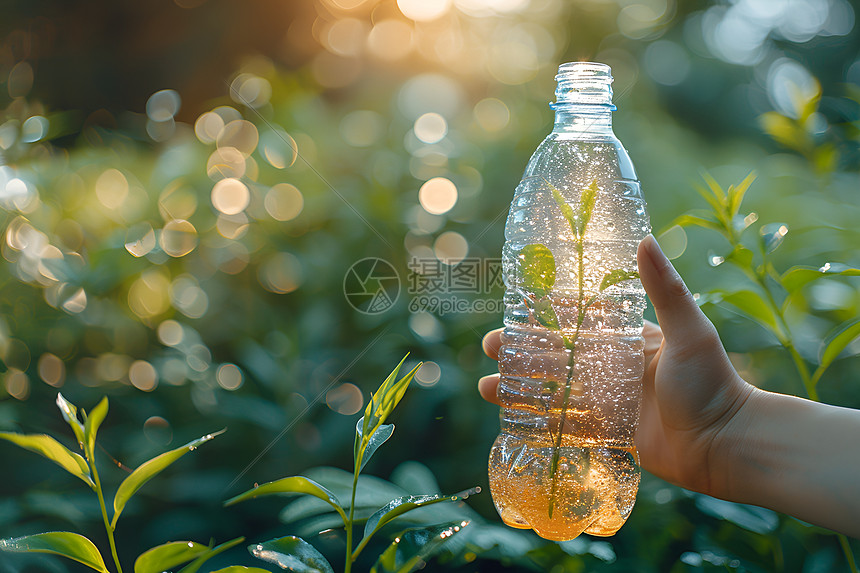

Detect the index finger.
xmin=482 ymin=328 xmax=503 ymax=361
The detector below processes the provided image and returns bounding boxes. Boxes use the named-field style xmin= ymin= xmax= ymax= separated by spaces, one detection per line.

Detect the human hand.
xmin=478 ymin=235 xmax=755 ymax=498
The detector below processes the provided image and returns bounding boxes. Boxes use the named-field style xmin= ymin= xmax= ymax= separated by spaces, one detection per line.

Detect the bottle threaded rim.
xmin=552 ymin=62 xmax=614 ymax=108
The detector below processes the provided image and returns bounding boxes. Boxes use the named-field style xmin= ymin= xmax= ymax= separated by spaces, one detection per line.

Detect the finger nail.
xmin=643 ymin=234 xmax=667 ymax=264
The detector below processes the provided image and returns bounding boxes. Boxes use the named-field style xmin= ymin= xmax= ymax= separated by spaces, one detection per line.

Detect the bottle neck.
xmin=550 ymin=62 xmax=615 ymax=135
xmin=551 ymin=104 xmax=613 ymax=134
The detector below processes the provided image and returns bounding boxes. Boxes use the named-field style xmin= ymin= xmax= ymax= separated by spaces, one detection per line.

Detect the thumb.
xmin=638 ymin=235 xmax=714 ymax=347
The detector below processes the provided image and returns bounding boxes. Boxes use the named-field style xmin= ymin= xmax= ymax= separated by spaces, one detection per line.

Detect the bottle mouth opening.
xmin=555 ymin=62 xmax=613 ymax=80
xmin=552 ymin=61 xmax=615 ymax=108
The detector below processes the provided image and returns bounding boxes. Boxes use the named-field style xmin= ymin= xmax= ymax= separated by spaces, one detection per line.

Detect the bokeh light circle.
xmin=211 ymin=178 xmax=250 ymax=215
xmin=418 ymin=177 xmax=458 ymax=215
xmin=265 ymin=183 xmax=304 ymax=221
xmin=160 ymin=220 xmax=198 ymax=257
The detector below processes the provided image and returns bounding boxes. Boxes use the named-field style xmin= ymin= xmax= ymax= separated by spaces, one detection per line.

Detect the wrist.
xmin=705 ymin=377 xmax=762 ymax=501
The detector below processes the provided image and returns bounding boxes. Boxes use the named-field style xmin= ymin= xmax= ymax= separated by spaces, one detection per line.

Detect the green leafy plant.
xmin=225 ymin=355 xmax=481 ymax=573
xmin=670 ymin=172 xmax=860 ymax=572
xmin=0 ymin=393 xmax=241 ymax=573
xmin=671 ymin=172 xmax=860 ymax=401
xmin=759 ymin=79 xmax=839 ymax=174
xmin=518 ymin=177 xmax=641 ymax=518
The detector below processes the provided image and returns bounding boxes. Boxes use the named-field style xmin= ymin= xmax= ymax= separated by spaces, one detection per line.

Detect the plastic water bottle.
xmin=488 ymin=62 xmax=650 ymax=541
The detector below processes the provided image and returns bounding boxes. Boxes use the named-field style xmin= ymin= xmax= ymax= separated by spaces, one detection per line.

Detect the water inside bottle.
xmin=489 ymin=130 xmax=650 ymax=540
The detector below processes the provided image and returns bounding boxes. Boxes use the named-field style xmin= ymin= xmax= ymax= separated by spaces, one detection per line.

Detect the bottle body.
xmin=488 ymin=63 xmax=650 ymax=541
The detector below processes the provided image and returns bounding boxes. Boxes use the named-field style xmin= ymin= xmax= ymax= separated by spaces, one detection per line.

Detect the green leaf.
xmin=533 ymin=297 xmax=559 ymax=330
xmin=224 ymin=475 xmax=346 ymax=525
xmin=0 ymin=432 xmax=94 ymax=488
xmin=0 ymin=532 xmax=109 ymax=573
xmin=812 ymin=143 xmax=838 ymax=174
xmin=760 ymin=112 xmax=803 ymax=149
xmin=56 ymin=393 xmax=85 ymax=447
xmin=363 ymin=356 xmax=406 ymax=431
xmin=725 ymin=245 xmax=754 ymax=270
xmin=700 ymin=172 xmax=727 ymax=205
xmin=727 ymin=172 xmax=756 ymax=217
xmin=112 ymin=429 xmax=224 ymax=528
xmin=135 ymin=540 xmax=209 ymax=573
xmin=781 ymin=265 xmax=860 ymax=293
xmin=574 ymin=180 xmax=599 ymax=236
xmin=817 ymin=320 xmax=860 ymax=377
xmin=711 ymin=290 xmax=782 ymax=340
xmin=362 ymin=489 xmax=478 ymax=543
xmin=599 ymin=269 xmax=639 ymax=292
xmin=249 ymin=536 xmax=334 ymax=573
xmin=84 ymin=397 xmax=108 ymax=456
xmin=517 ymin=243 xmax=556 ymax=297
xmin=370 ymin=522 xmax=470 ymax=573
xmin=544 ymin=178 xmax=576 ymax=236
xmin=356 ymin=419 xmax=394 ymax=472
xmin=363 ymin=357 xmax=420 ymax=440
xmin=177 ymin=537 xmax=245 ymax=573
xmin=759 ymin=223 xmax=789 ymax=254
xmin=670 ymin=211 xmax=725 ymax=235
xmin=209 ymin=568 xmax=272 ymax=573
xmin=798 ymin=80 xmax=822 ymax=121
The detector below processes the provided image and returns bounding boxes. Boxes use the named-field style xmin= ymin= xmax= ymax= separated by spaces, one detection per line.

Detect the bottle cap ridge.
xmin=552 ymin=62 xmax=615 ymax=109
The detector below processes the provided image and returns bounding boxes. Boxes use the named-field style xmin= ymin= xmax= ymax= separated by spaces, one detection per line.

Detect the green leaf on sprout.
xmin=725 ymin=245 xmax=754 ymax=270
xmin=817 ymin=319 xmax=860 ymax=377
xmin=727 ymin=172 xmax=756 ymax=218
xmin=356 ymin=419 xmax=394 ymax=472
xmin=780 ymin=264 xmax=860 ymax=294
xmin=225 ymin=475 xmax=346 ymax=526
xmin=370 ymin=521 xmax=470 ymax=573
xmin=134 ymin=540 xmax=210 ymax=573
xmin=700 ymin=172 xmax=727 ymax=206
xmin=599 ymin=269 xmax=640 ymax=292
xmin=517 ymin=244 xmax=555 ymax=298
xmin=0 ymin=432 xmax=93 ymax=488
xmin=0 ymin=532 xmax=109 ymax=573
xmin=207 ymin=565 xmax=272 ymax=573
xmin=669 ymin=211 xmax=725 ymax=235
xmin=362 ymin=356 xmax=420 ymax=443
xmin=799 ymin=80 xmax=822 ymax=121
xmin=760 ymin=223 xmax=789 ymax=254
xmin=574 ymin=180 xmax=599 ymax=237
xmin=543 ymin=177 xmax=576 ymax=236
xmin=225 ymin=475 xmax=343 ymax=514
xmin=533 ymin=298 xmax=559 ymax=330
xmin=249 ymin=536 xmax=334 ymax=573
xmin=177 ymin=537 xmax=245 ymax=573
xmin=711 ymin=289 xmax=783 ymax=340
xmin=112 ymin=429 xmax=225 ymax=528
xmin=56 ymin=393 xmax=85 ymax=447
xmin=759 ymin=112 xmax=804 ymax=149
xmin=362 ymin=489 xmax=479 ymax=542
xmin=812 ymin=143 xmax=838 ymax=174
xmin=83 ymin=397 xmax=108 ymax=456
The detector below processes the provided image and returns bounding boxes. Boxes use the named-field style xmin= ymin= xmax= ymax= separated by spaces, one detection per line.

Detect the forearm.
xmin=715 ymin=387 xmax=860 ymax=538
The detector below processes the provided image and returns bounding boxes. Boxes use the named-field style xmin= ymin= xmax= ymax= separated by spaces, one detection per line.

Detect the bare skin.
xmin=480 ymin=235 xmax=860 ymax=538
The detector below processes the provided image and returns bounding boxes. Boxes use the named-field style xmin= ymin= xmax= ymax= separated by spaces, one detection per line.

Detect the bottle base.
xmin=489 ymin=435 xmax=640 ymax=541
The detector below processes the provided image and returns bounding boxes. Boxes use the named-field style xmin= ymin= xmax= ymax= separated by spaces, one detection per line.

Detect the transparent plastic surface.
xmin=488 ymin=109 xmax=650 ymax=541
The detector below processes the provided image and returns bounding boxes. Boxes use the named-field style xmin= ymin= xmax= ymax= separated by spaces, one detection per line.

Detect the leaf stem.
xmin=751 ymin=266 xmax=818 ymax=400
xmin=548 ymin=239 xmax=586 ymax=518
xmin=87 ymin=446 xmax=123 ymax=573
xmin=345 ymin=461 xmax=359 ymax=573
xmin=839 ymin=534 xmax=858 ymax=573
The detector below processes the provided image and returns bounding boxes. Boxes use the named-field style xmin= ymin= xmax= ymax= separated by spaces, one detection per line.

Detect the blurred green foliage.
xmin=2 ymin=0 xmax=860 ymax=571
